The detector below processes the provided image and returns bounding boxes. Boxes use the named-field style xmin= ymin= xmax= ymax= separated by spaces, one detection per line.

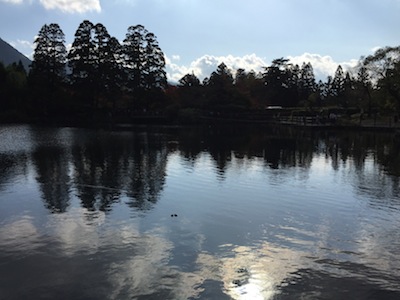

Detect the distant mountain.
xmin=0 ymin=37 xmax=31 ymax=71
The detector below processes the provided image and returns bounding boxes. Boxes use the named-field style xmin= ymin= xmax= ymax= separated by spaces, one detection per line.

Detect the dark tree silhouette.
xmin=92 ymin=23 xmax=123 ymax=110
xmin=68 ymin=20 xmax=97 ymax=109
xmin=234 ymin=69 xmax=265 ymax=109
xmin=177 ymin=73 xmax=204 ymax=110
xmin=263 ymin=58 xmax=299 ymax=107
xmin=204 ymin=62 xmax=249 ymax=111
xmin=331 ymin=65 xmax=346 ymax=98
xmin=29 ymin=23 xmax=67 ymax=116
xmin=179 ymin=73 xmax=201 ymax=87
xmin=6 ymin=19 xmax=400 ymax=124
xmin=355 ymin=66 xmax=373 ymax=115
xmin=143 ymin=32 xmax=167 ymax=90
xmin=0 ymin=61 xmax=27 ymax=116
xmin=68 ymin=21 xmax=124 ymax=113
xmin=362 ymin=46 xmax=400 ymax=111
xmin=298 ymin=62 xmax=317 ymax=105
xmin=123 ymin=25 xmax=167 ymax=111
xmin=123 ymin=25 xmax=147 ymax=93
xmin=30 ymin=23 xmax=67 ymax=83
xmin=0 ymin=62 xmax=6 ymax=106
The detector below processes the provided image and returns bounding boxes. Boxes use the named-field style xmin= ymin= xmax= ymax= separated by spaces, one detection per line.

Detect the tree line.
xmin=0 ymin=20 xmax=399 ymax=124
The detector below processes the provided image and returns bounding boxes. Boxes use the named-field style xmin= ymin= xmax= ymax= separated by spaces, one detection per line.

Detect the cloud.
xmin=39 ymin=0 xmax=101 ymax=13
xmin=370 ymin=46 xmax=382 ymax=54
xmin=171 ymin=55 xmax=180 ymax=61
xmin=287 ymin=53 xmax=359 ymax=81
xmin=0 ymin=0 xmax=31 ymax=3
xmin=166 ymin=53 xmax=267 ymax=83
xmin=165 ymin=52 xmax=360 ymax=84
xmin=10 ymin=39 xmax=35 ymax=59
xmin=1 ymin=0 xmax=100 ymax=12
xmin=0 ymin=0 xmax=24 ymax=3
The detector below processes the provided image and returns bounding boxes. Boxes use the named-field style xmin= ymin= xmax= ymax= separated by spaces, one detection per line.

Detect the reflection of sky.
xmin=161 ymin=151 xmax=400 ymax=298
xmin=0 ymin=125 xmax=33 ymax=154
xmin=1 ymin=126 xmax=400 ymax=298
xmin=0 ymin=208 xmax=306 ymax=299
xmin=196 ymin=243 xmax=306 ymax=300
xmin=2 ymin=204 xmax=399 ymax=299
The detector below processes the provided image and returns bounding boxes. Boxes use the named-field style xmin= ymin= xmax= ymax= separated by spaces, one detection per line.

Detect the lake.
xmin=0 ymin=124 xmax=400 ymax=299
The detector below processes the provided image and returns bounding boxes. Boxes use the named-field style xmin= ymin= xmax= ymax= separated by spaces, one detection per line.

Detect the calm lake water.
xmin=1 ymin=124 xmax=400 ymax=299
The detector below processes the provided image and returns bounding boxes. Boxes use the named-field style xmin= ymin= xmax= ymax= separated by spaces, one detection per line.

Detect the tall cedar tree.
xmin=30 ymin=23 xmax=67 ymax=116
xmin=92 ymin=23 xmax=122 ymax=109
xmin=68 ymin=20 xmax=97 ymax=108
xmin=30 ymin=23 xmax=67 ymax=83
xmin=123 ymin=25 xmax=167 ymax=110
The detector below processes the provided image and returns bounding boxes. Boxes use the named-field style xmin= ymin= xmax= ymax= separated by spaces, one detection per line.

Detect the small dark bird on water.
xmin=171 ymin=214 xmax=178 ymax=217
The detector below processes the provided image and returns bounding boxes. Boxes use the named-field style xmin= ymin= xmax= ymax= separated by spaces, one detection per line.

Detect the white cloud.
xmin=370 ymin=46 xmax=382 ymax=54
xmin=287 ymin=53 xmax=359 ymax=81
xmin=0 ymin=0 xmax=25 ymax=4
xmin=39 ymin=0 xmax=101 ymax=13
xmin=1 ymin=0 xmax=101 ymax=12
xmin=9 ymin=39 xmax=34 ymax=59
xmin=15 ymin=39 xmax=34 ymax=49
xmin=166 ymin=53 xmax=267 ymax=83
xmin=166 ymin=52 xmax=360 ymax=84
xmin=171 ymin=55 xmax=180 ymax=61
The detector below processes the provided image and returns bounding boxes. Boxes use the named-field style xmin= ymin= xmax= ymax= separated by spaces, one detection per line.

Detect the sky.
xmin=0 ymin=0 xmax=399 ymax=82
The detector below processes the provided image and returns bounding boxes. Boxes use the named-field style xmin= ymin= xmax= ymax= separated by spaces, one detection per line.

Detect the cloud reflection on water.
xmin=1 ymin=202 xmax=400 ymax=299
xmin=0 ymin=215 xmax=41 ymax=255
xmin=0 ymin=207 xmax=307 ymax=299
xmin=195 ymin=243 xmax=307 ymax=300
xmin=2 ymin=125 xmax=400 ymax=298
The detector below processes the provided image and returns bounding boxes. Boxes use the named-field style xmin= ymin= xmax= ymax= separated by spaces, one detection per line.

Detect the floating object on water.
xmin=171 ymin=214 xmax=178 ymax=217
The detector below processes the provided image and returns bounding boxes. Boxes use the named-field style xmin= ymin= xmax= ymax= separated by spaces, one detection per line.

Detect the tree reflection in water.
xmin=1 ymin=125 xmax=400 ymax=299
xmin=32 ymin=146 xmax=71 ymax=213
xmin=0 ymin=125 xmax=397 ymax=214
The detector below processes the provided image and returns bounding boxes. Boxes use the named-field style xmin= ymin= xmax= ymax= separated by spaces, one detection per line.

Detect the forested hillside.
xmin=0 ymin=38 xmax=31 ymax=71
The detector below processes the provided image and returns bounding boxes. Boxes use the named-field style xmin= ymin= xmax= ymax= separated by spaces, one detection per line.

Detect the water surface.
xmin=1 ymin=124 xmax=400 ymax=299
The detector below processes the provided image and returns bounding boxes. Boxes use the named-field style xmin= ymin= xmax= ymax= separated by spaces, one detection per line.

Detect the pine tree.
xmin=298 ymin=62 xmax=316 ymax=102
xmin=179 ymin=73 xmax=201 ymax=87
xmin=204 ymin=63 xmax=249 ymax=111
xmin=331 ymin=65 xmax=346 ymax=98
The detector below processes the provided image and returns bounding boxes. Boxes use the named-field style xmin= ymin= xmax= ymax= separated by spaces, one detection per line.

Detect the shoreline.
xmin=1 ymin=114 xmax=399 ymax=133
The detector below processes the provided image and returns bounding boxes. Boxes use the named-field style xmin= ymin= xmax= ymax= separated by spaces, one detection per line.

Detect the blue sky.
xmin=1 ymin=0 xmax=399 ymax=82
